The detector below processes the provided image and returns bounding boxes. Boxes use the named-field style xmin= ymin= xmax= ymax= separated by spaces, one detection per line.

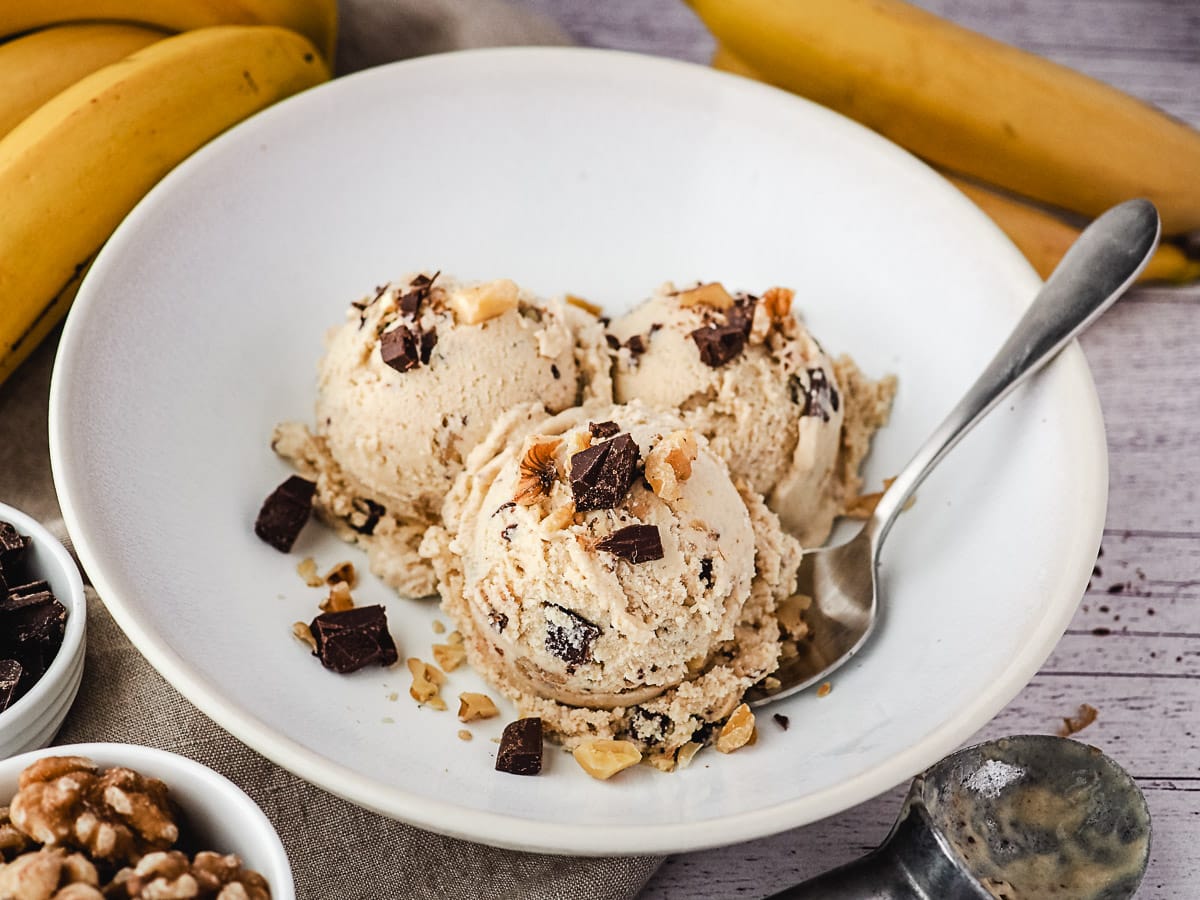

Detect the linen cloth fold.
xmin=0 ymin=2 xmax=663 ymax=896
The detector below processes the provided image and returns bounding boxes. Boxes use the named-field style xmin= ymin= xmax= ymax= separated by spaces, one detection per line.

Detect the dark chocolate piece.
xmin=588 ymin=421 xmax=620 ymax=440
xmin=419 ymin=327 xmax=438 ymax=365
xmin=726 ymin=297 xmax=757 ymax=336
xmin=254 ymin=475 xmax=315 ymax=553
xmin=6 ymin=580 xmax=49 ymax=600
xmin=348 ymin=498 xmax=386 ymax=536
xmin=544 ymin=603 xmax=601 ymax=668
xmin=790 ymin=367 xmax=840 ymax=422
xmin=699 ymin=557 xmax=714 ymax=589
xmin=495 ymin=717 xmax=543 ymax=775
xmin=625 ymin=334 xmax=646 ymax=357
xmin=491 ymin=501 xmax=516 ymax=518
xmin=596 ymin=524 xmax=664 ymax=564
xmin=0 ymin=522 xmax=30 ymax=577
xmin=690 ymin=322 xmax=747 ymax=368
xmin=773 ymin=713 xmax=790 ymax=731
xmin=309 ymin=605 xmax=398 ymax=674
xmin=0 ymin=659 xmax=20 ymax=713
xmin=550 ymin=364 xmax=560 ymax=380
xmin=380 ymin=324 xmax=422 ymax=373
xmin=569 ymin=434 xmax=640 ymax=511
xmin=605 ymin=334 xmax=620 ymax=351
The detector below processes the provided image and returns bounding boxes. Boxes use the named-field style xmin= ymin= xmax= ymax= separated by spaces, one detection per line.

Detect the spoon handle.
xmin=867 ymin=198 xmax=1161 ymax=549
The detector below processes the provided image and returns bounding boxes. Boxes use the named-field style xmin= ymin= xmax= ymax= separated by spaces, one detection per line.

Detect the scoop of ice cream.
xmin=421 ymin=401 xmax=802 ymax=753
xmin=609 ymin=282 xmax=894 ymax=548
xmin=275 ymin=273 xmax=612 ymax=597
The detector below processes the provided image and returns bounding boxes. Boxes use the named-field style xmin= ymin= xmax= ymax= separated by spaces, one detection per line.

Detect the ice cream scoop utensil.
xmin=748 ymin=198 xmax=1161 ymax=706
xmin=768 ymin=734 xmax=1150 ymax=899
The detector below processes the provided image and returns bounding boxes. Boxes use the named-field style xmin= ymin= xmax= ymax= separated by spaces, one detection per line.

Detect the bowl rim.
xmin=0 ymin=742 xmax=295 ymax=898
xmin=0 ymin=501 xmax=87 ymax=731
xmin=47 ymin=46 xmax=1108 ymax=855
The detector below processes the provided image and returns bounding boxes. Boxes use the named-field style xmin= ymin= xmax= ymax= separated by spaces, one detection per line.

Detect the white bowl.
xmin=0 ymin=743 xmax=294 ymax=898
xmin=0 ymin=502 xmax=86 ymax=759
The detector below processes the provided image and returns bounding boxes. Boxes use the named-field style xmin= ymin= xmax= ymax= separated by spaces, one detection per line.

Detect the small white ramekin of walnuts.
xmin=0 ymin=744 xmax=293 ymax=899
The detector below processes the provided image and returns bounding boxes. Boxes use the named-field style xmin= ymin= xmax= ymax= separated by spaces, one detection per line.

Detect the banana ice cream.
xmin=609 ymin=282 xmax=895 ymax=548
xmin=274 ymin=273 xmax=612 ymax=597
xmin=420 ymin=401 xmax=802 ymax=755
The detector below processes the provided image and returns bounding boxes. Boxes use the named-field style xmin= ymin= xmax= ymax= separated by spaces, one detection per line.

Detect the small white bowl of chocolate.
xmin=0 ymin=744 xmax=293 ymax=899
xmin=0 ymin=502 xmax=86 ymax=760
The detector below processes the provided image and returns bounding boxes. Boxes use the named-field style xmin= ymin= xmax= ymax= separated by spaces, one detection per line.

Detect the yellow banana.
xmin=711 ymin=44 xmax=1200 ymax=286
xmin=0 ymin=0 xmax=337 ymax=63
xmin=692 ymin=0 xmax=1200 ymax=236
xmin=0 ymin=23 xmax=164 ymax=139
xmin=0 ymin=25 xmax=330 ymax=386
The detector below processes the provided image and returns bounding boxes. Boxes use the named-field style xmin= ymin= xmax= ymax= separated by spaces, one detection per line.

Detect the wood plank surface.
xmin=507 ymin=0 xmax=1200 ymax=896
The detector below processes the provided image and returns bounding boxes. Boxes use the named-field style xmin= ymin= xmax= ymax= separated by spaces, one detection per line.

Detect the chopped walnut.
xmin=541 ymin=501 xmax=576 ymax=532
xmin=457 ymin=692 xmax=500 ymax=723
xmin=291 ymin=622 xmax=317 ymax=651
xmin=644 ymin=751 xmax=676 ymax=773
xmin=191 ymin=851 xmax=270 ymax=900
xmin=319 ymin=581 xmax=354 ymax=613
xmin=323 ymin=561 xmax=357 ymax=589
xmin=431 ymin=620 xmax=446 ymax=635
xmin=762 ymin=286 xmax=794 ymax=321
xmin=816 ymin=681 xmax=833 ymax=698
xmin=572 ymin=740 xmax=642 ymax=780
xmin=674 ymin=282 xmax=733 ymax=310
xmin=448 ymin=278 xmax=519 ymax=325
xmin=644 ymin=430 xmax=697 ymax=502
xmin=564 ymin=430 xmax=592 ymax=458
xmin=432 ymin=632 xmax=466 ymax=673
xmin=10 ymin=758 xmax=178 ymax=864
xmin=715 ymin=704 xmax=756 ymax=754
xmin=295 ymin=558 xmax=322 ymax=588
xmin=105 ymin=849 xmax=270 ymax=900
xmin=457 ymin=730 xmax=473 ymax=742
xmin=676 ymin=742 xmax=703 ymax=770
xmin=1058 ymin=703 xmax=1098 ymax=737
xmin=565 ymin=294 xmax=602 ymax=317
xmin=776 ymin=594 xmax=811 ymax=640
xmin=0 ymin=848 xmax=101 ymax=900
xmin=761 ymin=676 xmax=782 ymax=693
xmin=514 ymin=437 xmax=562 ymax=506
xmin=407 ymin=658 xmax=447 ymax=711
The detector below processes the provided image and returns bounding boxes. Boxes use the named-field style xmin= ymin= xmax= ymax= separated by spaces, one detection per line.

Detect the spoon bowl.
xmin=750 ymin=198 xmax=1162 ymax=706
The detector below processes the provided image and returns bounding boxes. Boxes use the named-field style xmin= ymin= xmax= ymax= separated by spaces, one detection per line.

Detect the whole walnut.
xmin=0 ymin=846 xmax=103 ymax=900
xmin=9 ymin=758 xmax=179 ymax=865
xmin=103 ymin=851 xmax=270 ymax=900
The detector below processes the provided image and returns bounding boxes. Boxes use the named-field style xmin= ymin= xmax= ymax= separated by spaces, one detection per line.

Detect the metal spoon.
xmin=747 ymin=198 xmax=1162 ymax=706
xmin=767 ymin=734 xmax=1151 ymax=899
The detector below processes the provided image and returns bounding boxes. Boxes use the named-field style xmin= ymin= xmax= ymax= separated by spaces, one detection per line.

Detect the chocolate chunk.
xmin=791 ymin=368 xmax=840 ymax=421
xmin=627 ymin=707 xmax=671 ymax=746
xmin=7 ymin=580 xmax=50 ymax=600
xmin=690 ymin=322 xmax=747 ymax=367
xmin=0 ymin=659 xmax=20 ymax=712
xmin=699 ymin=557 xmax=714 ymax=589
xmin=605 ymin=334 xmax=620 ymax=351
xmin=588 ymin=421 xmax=620 ymax=440
xmin=725 ymin=297 xmax=757 ymax=336
xmin=0 ymin=522 xmax=30 ymax=577
xmin=550 ymin=364 xmax=561 ymax=380
xmin=596 ymin=524 xmax=664 ymax=564
xmin=544 ymin=603 xmax=601 ymax=668
xmin=380 ymin=324 xmax=423 ymax=373
xmin=419 ymin=327 xmax=438 ymax=365
xmin=625 ymin=334 xmax=646 ymax=357
xmin=569 ymin=434 xmax=640 ymax=511
xmin=773 ymin=713 xmax=790 ymax=731
xmin=309 ymin=605 xmax=398 ymax=674
xmin=254 ymin=475 xmax=315 ymax=553
xmin=348 ymin=498 xmax=386 ymax=536
xmin=398 ymin=289 xmax=423 ymax=318
xmin=496 ymin=717 xmax=543 ymax=775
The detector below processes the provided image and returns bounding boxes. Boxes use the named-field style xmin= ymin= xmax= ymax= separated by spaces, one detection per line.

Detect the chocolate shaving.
xmin=254 ymin=475 xmax=315 ymax=552
xmin=596 ymin=524 xmax=664 ymax=564
xmin=588 ymin=421 xmax=620 ymax=440
xmin=496 ymin=717 xmax=543 ymax=775
xmin=569 ymin=434 xmax=640 ymax=511
xmin=790 ymin=368 xmax=840 ymax=421
xmin=309 ymin=605 xmax=398 ymax=674
xmin=544 ymin=603 xmax=602 ymax=668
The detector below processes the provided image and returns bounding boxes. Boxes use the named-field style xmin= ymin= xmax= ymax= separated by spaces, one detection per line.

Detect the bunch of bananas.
xmin=0 ymin=1 xmax=336 ymax=386
xmin=691 ymin=0 xmax=1200 ymax=285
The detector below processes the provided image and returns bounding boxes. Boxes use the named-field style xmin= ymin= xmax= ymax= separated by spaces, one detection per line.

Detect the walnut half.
xmin=0 ymin=848 xmax=101 ymax=900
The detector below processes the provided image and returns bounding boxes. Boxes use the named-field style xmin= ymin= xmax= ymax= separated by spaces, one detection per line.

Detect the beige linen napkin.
xmin=0 ymin=2 xmax=662 ymax=896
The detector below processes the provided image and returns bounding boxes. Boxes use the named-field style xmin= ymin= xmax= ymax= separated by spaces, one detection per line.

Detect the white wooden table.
xmin=511 ymin=2 xmax=1200 ymax=896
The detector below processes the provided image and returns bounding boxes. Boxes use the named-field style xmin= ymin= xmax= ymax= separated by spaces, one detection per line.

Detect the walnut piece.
xmin=564 ymin=294 xmax=602 ymax=317
xmin=514 ymin=437 xmax=562 ymax=506
xmin=761 ymin=286 xmax=794 ymax=321
xmin=675 ymin=742 xmax=703 ymax=770
xmin=322 ymin=561 xmax=356 ymax=589
xmin=715 ymin=704 xmax=756 ymax=754
xmin=318 ymin=581 xmax=354 ymax=613
xmin=295 ymin=558 xmax=322 ymax=588
xmin=106 ymin=850 xmax=269 ymax=900
xmin=407 ymin=658 xmax=447 ymax=711
xmin=457 ymin=693 xmax=499 ymax=723
xmin=572 ymin=740 xmax=642 ymax=781
xmin=0 ymin=847 xmax=102 ymax=900
xmin=644 ymin=430 xmax=697 ymax=502
xmin=449 ymin=278 xmax=519 ymax=325
xmin=540 ymin=501 xmax=576 ymax=532
xmin=190 ymin=851 xmax=270 ymax=900
xmin=1058 ymin=703 xmax=1098 ymax=737
xmin=674 ymin=282 xmax=733 ymax=310
xmin=10 ymin=758 xmax=178 ymax=864
xmin=1 ymin=806 xmax=33 ymax=861
xmin=776 ymin=594 xmax=811 ymax=640
xmin=291 ymin=622 xmax=317 ymax=652
xmin=432 ymin=631 xmax=466 ymax=673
